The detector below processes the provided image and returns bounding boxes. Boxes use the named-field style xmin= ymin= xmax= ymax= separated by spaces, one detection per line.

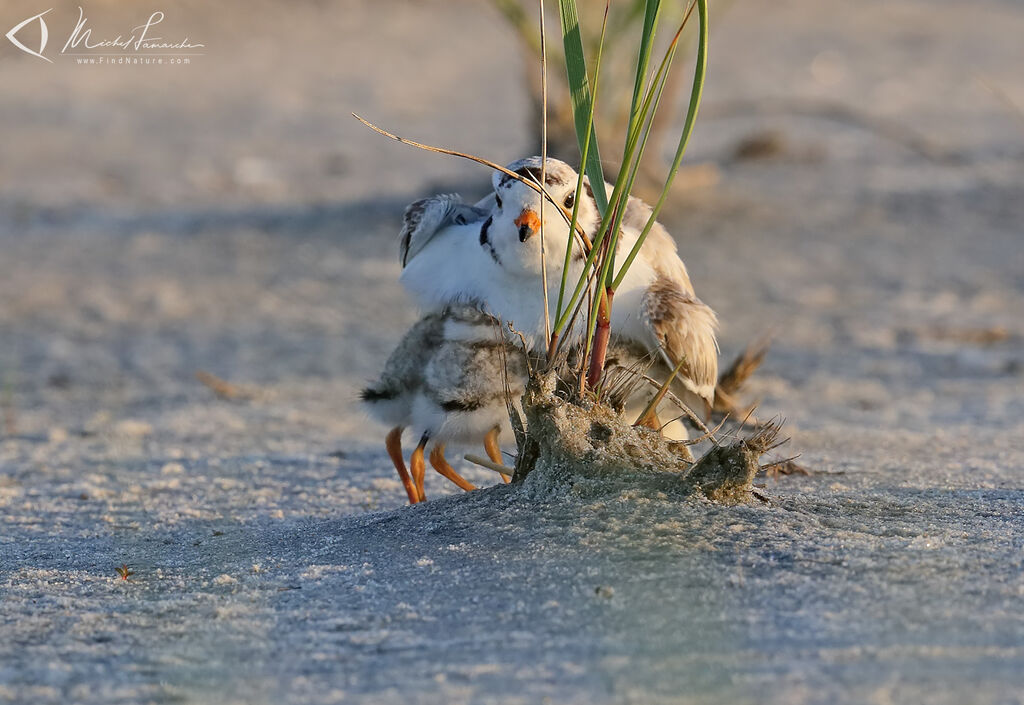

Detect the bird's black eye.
xmin=494 ymin=194 xmax=502 ymax=209
xmin=454 ymin=214 xmax=467 ymax=225
xmin=563 ymin=192 xmax=575 ymax=209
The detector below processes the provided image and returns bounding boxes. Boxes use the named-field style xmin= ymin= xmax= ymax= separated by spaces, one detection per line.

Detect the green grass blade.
xmin=603 ymin=13 xmax=688 ymax=288
xmin=612 ymin=0 xmax=708 ymax=291
xmin=555 ymin=0 xmax=707 ymax=340
xmin=557 ymin=0 xmax=607 ymax=215
xmin=581 ymin=5 xmax=680 ymax=291
xmin=552 ymin=224 xmax=608 ymax=335
xmin=555 ymin=1 xmax=609 ymax=327
xmin=626 ymin=0 xmax=662 ymax=141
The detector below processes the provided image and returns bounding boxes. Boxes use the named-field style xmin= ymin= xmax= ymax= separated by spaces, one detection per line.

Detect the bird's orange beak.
xmin=514 ymin=209 xmax=542 ymax=242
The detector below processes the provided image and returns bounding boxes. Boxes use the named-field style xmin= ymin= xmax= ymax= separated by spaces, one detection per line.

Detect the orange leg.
xmin=429 ymin=444 xmax=476 ymax=492
xmin=484 ymin=426 xmax=511 ymax=483
xmin=385 ymin=427 xmax=419 ymax=504
xmin=410 ymin=435 xmax=428 ymax=502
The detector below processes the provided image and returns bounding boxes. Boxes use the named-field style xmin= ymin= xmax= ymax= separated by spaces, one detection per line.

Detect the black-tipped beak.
xmin=514 ymin=209 xmax=541 ymax=243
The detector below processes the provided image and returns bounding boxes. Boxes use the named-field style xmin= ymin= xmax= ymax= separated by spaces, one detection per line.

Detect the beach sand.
xmin=1 ymin=1 xmax=1023 ymax=702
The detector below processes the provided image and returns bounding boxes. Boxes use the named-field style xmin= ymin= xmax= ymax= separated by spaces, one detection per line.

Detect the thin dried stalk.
xmin=352 ymin=114 xmax=592 ymax=248
xmin=633 ymin=351 xmax=687 ymax=427
xmin=195 ymin=370 xmax=258 ymax=401
xmin=713 ymin=336 xmax=771 ymax=419
xmin=464 ymin=453 xmax=515 ymax=475
xmin=539 ymin=0 xmax=552 ymax=346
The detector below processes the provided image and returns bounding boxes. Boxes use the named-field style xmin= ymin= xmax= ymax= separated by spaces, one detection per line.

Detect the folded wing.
xmin=641 ymin=275 xmax=719 ymax=417
xmin=399 ymin=194 xmax=487 ymax=267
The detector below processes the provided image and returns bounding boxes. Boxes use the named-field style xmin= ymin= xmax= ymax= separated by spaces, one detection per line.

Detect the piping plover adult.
xmin=481 ymin=157 xmax=718 ymax=421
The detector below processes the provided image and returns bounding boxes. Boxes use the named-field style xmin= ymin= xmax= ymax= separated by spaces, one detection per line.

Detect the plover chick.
xmin=363 ymin=195 xmax=528 ymax=503
xmin=360 ymin=304 xmax=526 ymax=503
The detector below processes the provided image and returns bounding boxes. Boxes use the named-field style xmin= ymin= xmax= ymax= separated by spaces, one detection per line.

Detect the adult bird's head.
xmin=485 ymin=157 xmax=601 ymax=280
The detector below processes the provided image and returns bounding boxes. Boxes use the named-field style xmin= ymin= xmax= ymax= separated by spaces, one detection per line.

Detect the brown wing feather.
xmin=642 ymin=275 xmax=719 ymax=416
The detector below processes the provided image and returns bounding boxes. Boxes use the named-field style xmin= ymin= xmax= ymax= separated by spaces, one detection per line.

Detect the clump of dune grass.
xmin=358 ymin=0 xmax=782 ymax=502
xmin=508 ymin=368 xmax=783 ymax=504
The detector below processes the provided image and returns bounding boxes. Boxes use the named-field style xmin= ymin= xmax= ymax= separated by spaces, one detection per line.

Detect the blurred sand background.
xmin=1 ymin=1 xmax=1023 ymax=703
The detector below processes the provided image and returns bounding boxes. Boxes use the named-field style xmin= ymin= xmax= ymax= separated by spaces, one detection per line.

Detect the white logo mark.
xmin=6 ymin=9 xmax=53 ymax=62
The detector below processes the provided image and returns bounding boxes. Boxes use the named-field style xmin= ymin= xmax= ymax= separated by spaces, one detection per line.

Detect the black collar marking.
xmin=479 ymin=215 xmax=502 ymax=267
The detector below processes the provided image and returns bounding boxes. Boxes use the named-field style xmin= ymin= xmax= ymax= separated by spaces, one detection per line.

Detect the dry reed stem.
xmin=195 ymin=371 xmax=259 ymax=401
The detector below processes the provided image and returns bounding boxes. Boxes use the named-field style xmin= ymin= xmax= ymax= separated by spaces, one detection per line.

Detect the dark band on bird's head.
xmin=498 ymin=165 xmax=567 ymax=190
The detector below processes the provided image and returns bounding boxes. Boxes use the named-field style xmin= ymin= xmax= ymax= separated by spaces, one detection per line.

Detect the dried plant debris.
xmin=195 ymin=370 xmax=262 ymax=401
xmin=513 ymin=371 xmax=784 ymax=505
xmin=731 ymin=129 xmax=788 ymax=162
xmin=684 ymin=421 xmax=784 ymax=503
xmin=760 ymin=456 xmax=813 ymax=479
xmin=712 ymin=336 xmax=771 ymax=422
xmin=899 ymin=325 xmax=1013 ymax=347
xmin=2 ymin=375 xmax=16 ymax=436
